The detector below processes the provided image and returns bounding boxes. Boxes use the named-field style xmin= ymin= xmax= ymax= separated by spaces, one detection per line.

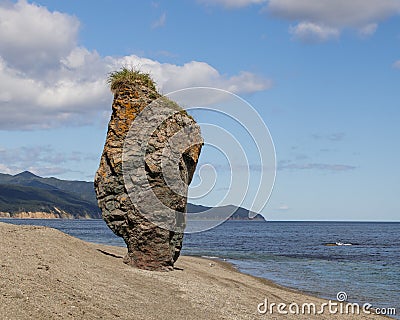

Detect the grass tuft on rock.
xmin=107 ymin=67 xmax=193 ymax=120
xmin=107 ymin=67 xmax=157 ymax=93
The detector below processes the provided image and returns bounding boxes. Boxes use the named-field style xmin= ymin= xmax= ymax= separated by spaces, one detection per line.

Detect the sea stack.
xmin=94 ymin=68 xmax=203 ymax=271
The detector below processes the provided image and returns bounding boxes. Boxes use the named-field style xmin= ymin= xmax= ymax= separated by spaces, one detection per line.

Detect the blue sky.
xmin=0 ymin=0 xmax=399 ymax=221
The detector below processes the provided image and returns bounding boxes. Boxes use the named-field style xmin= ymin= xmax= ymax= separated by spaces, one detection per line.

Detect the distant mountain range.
xmin=0 ymin=171 xmax=265 ymax=221
xmin=0 ymin=171 xmax=100 ymax=219
xmin=186 ymin=203 xmax=264 ymax=221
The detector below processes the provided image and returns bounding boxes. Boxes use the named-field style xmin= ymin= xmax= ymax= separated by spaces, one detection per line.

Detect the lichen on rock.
xmin=95 ymin=68 xmax=203 ymax=271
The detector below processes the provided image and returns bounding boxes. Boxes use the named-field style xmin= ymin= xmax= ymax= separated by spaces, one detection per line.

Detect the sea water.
xmin=1 ymin=219 xmax=399 ymax=318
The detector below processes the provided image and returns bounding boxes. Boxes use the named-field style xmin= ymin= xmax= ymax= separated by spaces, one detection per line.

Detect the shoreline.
xmin=0 ymin=221 xmax=389 ymax=319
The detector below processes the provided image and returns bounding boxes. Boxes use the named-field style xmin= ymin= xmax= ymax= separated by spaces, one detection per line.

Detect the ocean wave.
xmin=201 ymin=255 xmax=220 ymax=259
xmin=336 ymin=242 xmax=353 ymax=246
xmin=324 ymin=242 xmax=354 ymax=246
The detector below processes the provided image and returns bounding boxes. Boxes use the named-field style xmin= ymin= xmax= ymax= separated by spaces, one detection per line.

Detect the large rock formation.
xmin=95 ymin=70 xmax=202 ymax=271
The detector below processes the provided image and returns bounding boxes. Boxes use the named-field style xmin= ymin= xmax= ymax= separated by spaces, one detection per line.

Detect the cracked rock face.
xmin=94 ymin=80 xmax=202 ymax=271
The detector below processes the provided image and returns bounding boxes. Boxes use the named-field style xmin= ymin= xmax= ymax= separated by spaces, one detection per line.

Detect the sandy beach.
xmin=0 ymin=222 xmax=388 ymax=320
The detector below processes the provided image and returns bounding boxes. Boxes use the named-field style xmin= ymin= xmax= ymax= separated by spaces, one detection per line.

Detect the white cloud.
xmin=0 ymin=145 xmax=89 ymax=176
xmin=393 ymin=60 xmax=400 ymax=69
xmin=152 ymin=12 xmax=166 ymax=29
xmin=311 ymin=132 xmax=346 ymax=142
xmin=0 ymin=1 xmax=271 ymax=130
xmin=198 ymin=0 xmax=267 ymax=9
xmin=197 ymin=0 xmax=400 ymax=39
xmin=116 ymin=58 xmax=272 ymax=93
xmin=268 ymin=0 xmax=400 ymax=27
xmin=290 ymin=22 xmax=339 ymax=42
xmin=0 ymin=0 xmax=79 ymax=73
xmin=0 ymin=52 xmax=111 ymax=129
xmin=358 ymin=23 xmax=378 ymax=37
xmin=0 ymin=163 xmax=15 ymax=175
xmin=267 ymin=0 xmax=400 ymax=40
xmin=0 ymin=164 xmax=76 ymax=177
xmin=277 ymin=204 xmax=290 ymax=211
xmin=278 ymin=160 xmax=356 ymax=172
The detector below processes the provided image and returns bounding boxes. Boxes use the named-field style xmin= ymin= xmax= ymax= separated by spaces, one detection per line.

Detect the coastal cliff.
xmin=0 ymin=210 xmax=75 ymax=219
